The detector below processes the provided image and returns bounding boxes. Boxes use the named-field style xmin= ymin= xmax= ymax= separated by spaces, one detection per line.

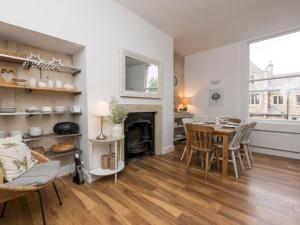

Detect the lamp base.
xmin=96 ymin=133 xmax=107 ymax=140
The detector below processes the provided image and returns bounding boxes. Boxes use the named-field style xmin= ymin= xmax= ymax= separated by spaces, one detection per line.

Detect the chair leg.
xmin=0 ymin=202 xmax=7 ymax=218
xmin=237 ymin=150 xmax=244 ymax=171
xmin=244 ymin=144 xmax=252 ymax=168
xmin=186 ymin=149 xmax=193 ymax=168
xmin=248 ymin=144 xmax=254 ymax=163
xmin=231 ymin=151 xmax=238 ymax=179
xmin=180 ymin=146 xmax=186 ymax=161
xmin=205 ymin=152 xmax=209 ymax=180
xmin=53 ymin=182 xmax=62 ymax=206
xmin=208 ymin=151 xmax=214 ymax=170
xmin=199 ymin=152 xmax=204 ymax=168
xmin=37 ymin=190 xmax=46 ymax=225
xmin=215 ymin=149 xmax=219 ymax=172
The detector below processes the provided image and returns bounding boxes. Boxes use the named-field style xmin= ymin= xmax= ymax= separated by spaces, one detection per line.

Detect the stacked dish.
xmin=26 ymin=106 xmax=41 ymax=113
xmin=29 ymin=127 xmax=42 ymax=137
xmin=0 ymin=131 xmax=9 ymax=138
xmin=0 ymin=107 xmax=16 ymax=113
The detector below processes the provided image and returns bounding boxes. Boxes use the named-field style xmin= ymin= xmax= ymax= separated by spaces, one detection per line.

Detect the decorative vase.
xmin=112 ymin=124 xmax=123 ymax=137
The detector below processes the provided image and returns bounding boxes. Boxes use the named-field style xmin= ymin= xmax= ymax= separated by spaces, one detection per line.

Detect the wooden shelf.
xmin=45 ymin=149 xmax=81 ymax=158
xmin=23 ymin=133 xmax=81 ymax=142
xmin=89 ymin=161 xmax=125 ymax=176
xmin=174 ymin=112 xmax=193 ymax=119
xmin=0 ymin=111 xmax=82 ymax=116
xmin=174 ymin=135 xmax=186 ymax=142
xmin=0 ymin=83 xmax=81 ymax=95
xmin=0 ymin=53 xmax=81 ymax=76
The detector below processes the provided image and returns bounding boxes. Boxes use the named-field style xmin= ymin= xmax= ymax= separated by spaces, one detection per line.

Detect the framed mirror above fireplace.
xmin=120 ymin=49 xmax=162 ymax=99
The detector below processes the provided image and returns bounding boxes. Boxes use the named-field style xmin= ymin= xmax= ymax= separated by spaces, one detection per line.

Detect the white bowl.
xmin=38 ymin=81 xmax=47 ymax=88
xmin=29 ymin=127 xmax=42 ymax=137
xmin=54 ymin=106 xmax=65 ymax=113
xmin=42 ymin=106 xmax=52 ymax=112
xmin=63 ymin=83 xmax=74 ymax=90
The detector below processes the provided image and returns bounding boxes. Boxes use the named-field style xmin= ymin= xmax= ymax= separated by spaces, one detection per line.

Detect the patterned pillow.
xmin=0 ymin=135 xmax=36 ymax=182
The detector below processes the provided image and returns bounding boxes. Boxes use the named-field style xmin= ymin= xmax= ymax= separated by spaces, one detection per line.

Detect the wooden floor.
xmin=2 ymin=145 xmax=300 ymax=225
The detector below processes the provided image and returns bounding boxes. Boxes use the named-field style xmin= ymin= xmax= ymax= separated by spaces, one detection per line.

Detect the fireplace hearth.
xmin=124 ymin=112 xmax=155 ymax=163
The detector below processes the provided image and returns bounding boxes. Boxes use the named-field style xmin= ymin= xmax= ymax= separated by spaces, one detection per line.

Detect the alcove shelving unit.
xmin=0 ymin=49 xmax=83 ymax=159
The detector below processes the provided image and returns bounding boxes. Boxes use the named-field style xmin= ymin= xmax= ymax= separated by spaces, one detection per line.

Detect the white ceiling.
xmin=114 ymin=0 xmax=300 ymax=56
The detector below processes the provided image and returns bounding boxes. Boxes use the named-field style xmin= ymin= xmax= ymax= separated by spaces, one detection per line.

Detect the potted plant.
xmin=110 ymin=97 xmax=128 ymax=137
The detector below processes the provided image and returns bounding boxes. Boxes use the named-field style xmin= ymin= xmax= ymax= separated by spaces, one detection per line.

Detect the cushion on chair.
xmin=0 ymin=135 xmax=37 ymax=181
xmin=6 ymin=160 xmax=60 ymax=186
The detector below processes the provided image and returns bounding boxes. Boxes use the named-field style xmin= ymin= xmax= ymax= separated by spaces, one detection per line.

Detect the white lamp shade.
xmin=95 ymin=100 xmax=110 ymax=116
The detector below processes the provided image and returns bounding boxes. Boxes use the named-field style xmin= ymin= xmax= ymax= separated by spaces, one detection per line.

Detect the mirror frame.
xmin=120 ymin=49 xmax=162 ymax=99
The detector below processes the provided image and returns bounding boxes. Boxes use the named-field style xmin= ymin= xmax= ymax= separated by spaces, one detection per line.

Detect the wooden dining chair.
xmin=227 ymin=117 xmax=241 ymax=123
xmin=217 ymin=124 xmax=248 ymax=179
xmin=180 ymin=118 xmax=195 ymax=161
xmin=186 ymin=124 xmax=219 ymax=179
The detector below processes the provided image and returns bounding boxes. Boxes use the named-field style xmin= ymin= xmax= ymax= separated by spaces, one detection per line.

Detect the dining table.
xmin=185 ymin=123 xmax=236 ymax=178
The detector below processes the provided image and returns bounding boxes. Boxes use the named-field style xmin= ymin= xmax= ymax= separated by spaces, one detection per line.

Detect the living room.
xmin=0 ymin=0 xmax=299 ymax=224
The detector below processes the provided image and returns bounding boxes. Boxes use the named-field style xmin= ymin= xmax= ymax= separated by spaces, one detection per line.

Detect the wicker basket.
xmin=50 ymin=143 xmax=75 ymax=153
xmin=109 ymin=156 xmax=115 ymax=170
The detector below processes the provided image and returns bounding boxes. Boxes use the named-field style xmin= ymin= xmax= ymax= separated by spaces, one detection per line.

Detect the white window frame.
xmin=249 ymin=93 xmax=260 ymax=105
xmin=296 ymin=95 xmax=300 ymax=106
xmin=273 ymin=96 xmax=283 ymax=105
xmin=245 ymin=28 xmax=300 ymax=124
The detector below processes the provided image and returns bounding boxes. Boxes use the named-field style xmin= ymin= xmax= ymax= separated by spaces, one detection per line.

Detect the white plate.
xmin=222 ymin=125 xmax=237 ymax=128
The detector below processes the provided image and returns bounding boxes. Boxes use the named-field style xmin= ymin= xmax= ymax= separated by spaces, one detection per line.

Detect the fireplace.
xmin=124 ymin=112 xmax=155 ymax=163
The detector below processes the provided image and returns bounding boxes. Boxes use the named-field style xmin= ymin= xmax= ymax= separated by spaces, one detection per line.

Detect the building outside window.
xmin=273 ymin=96 xmax=283 ymax=105
xmin=296 ymin=95 xmax=300 ymax=105
xmin=249 ymin=30 xmax=300 ymax=120
xmin=249 ymin=93 xmax=260 ymax=105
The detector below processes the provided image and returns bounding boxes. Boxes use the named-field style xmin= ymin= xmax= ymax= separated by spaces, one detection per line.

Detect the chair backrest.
xmin=186 ymin=124 xmax=215 ymax=152
xmin=182 ymin=118 xmax=195 ymax=135
xmin=241 ymin=122 xmax=257 ymax=144
xmin=227 ymin=117 xmax=241 ymax=123
xmin=229 ymin=124 xmax=248 ymax=150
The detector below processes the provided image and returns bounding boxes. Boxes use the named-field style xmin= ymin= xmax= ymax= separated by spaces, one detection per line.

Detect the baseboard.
xmin=163 ymin=145 xmax=175 ymax=154
xmin=250 ymin=146 xmax=300 ymax=160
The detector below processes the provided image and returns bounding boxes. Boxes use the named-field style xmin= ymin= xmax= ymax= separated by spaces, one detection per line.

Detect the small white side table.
xmin=89 ymin=135 xmax=125 ymax=183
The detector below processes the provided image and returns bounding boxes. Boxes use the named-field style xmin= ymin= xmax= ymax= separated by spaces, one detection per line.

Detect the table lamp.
xmin=95 ymin=100 xmax=110 ymax=140
xmin=181 ymin=97 xmax=191 ymax=111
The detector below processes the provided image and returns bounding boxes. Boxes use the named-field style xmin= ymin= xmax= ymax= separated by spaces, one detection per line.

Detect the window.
xmin=273 ymin=96 xmax=283 ymax=105
xmin=296 ymin=95 xmax=300 ymax=105
xmin=249 ymin=93 xmax=260 ymax=105
xmin=248 ymin=30 xmax=300 ymax=120
xmin=144 ymin=65 xmax=158 ymax=92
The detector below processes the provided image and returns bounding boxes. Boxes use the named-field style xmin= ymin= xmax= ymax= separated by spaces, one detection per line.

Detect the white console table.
xmin=89 ymin=136 xmax=125 ymax=183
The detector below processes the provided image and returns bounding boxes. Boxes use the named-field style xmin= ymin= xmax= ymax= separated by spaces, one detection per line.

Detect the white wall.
xmin=185 ymin=40 xmax=300 ymax=159
xmin=185 ymin=42 xmax=247 ymax=118
xmin=0 ymin=0 xmax=174 ymax=173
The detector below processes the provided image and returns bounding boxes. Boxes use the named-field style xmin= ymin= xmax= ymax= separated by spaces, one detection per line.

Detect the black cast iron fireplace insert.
xmin=124 ymin=112 xmax=155 ymax=163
